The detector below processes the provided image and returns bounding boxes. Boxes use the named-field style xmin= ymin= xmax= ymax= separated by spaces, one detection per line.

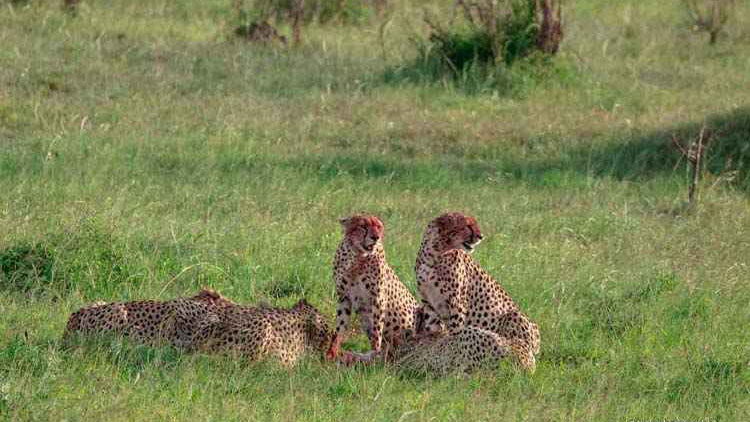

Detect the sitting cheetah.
xmin=415 ymin=212 xmax=540 ymax=370
xmin=64 ymin=290 xmax=332 ymax=366
xmin=326 ymin=214 xmax=419 ymax=363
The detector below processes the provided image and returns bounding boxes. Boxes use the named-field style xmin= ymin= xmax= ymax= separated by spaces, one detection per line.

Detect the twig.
xmin=688 ymin=127 xmax=705 ymax=203
xmin=672 ymin=125 xmax=714 ymax=204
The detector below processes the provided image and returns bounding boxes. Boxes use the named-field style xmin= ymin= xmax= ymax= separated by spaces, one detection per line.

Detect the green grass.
xmin=2 ymin=0 xmax=750 ymax=420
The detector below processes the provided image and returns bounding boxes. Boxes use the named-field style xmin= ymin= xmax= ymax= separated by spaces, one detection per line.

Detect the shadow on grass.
xmin=525 ymin=106 xmax=750 ymax=192
xmin=124 ymin=105 xmax=750 ymax=197
xmin=277 ymin=107 xmax=750 ymax=194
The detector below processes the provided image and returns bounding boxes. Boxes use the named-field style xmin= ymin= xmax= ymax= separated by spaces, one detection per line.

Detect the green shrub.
xmin=385 ymin=42 xmax=577 ymax=97
xmin=404 ymin=0 xmax=563 ymax=91
xmin=434 ymin=0 xmax=561 ymax=66
xmin=501 ymin=0 xmax=539 ymax=65
xmin=427 ymin=27 xmax=495 ymax=72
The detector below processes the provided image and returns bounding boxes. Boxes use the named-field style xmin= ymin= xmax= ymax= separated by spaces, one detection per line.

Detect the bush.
xmin=426 ymin=27 xmax=496 ymax=72
xmin=421 ymin=0 xmax=562 ymax=75
xmin=387 ymin=0 xmax=566 ymax=94
xmin=385 ymin=47 xmax=577 ymax=97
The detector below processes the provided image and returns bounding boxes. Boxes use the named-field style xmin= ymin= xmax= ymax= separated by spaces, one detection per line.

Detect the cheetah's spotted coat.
xmin=327 ymin=215 xmax=419 ymax=362
xmin=64 ymin=289 xmax=331 ymax=366
xmin=415 ymin=212 xmax=540 ymax=370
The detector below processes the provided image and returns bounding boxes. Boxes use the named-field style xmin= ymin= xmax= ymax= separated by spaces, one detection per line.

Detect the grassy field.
xmin=2 ymin=0 xmax=750 ymax=420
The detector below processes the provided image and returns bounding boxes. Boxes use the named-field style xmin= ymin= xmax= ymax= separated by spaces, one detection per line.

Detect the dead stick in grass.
xmin=672 ymin=125 xmax=713 ymax=204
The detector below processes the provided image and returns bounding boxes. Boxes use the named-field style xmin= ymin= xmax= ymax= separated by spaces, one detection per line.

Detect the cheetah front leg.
xmin=444 ymin=296 xmax=467 ymax=334
xmin=353 ymin=296 xmax=385 ymax=363
xmin=344 ymin=323 xmax=383 ymax=364
xmin=366 ymin=308 xmax=385 ymax=355
xmin=424 ymin=290 xmax=467 ymax=336
xmin=415 ymin=302 xmax=446 ymax=338
xmin=434 ymin=259 xmax=468 ymax=335
xmin=326 ymin=296 xmax=353 ymax=360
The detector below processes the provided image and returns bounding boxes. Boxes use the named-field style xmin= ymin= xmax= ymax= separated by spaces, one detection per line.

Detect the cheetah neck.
xmin=334 ymin=239 xmax=385 ymax=278
xmin=415 ymin=224 xmax=442 ymax=269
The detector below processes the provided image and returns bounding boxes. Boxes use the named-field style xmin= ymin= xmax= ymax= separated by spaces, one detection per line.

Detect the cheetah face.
xmin=434 ymin=212 xmax=483 ymax=254
xmin=307 ymin=313 xmax=333 ymax=351
xmin=339 ymin=214 xmax=385 ymax=256
xmin=294 ymin=299 xmax=333 ymax=351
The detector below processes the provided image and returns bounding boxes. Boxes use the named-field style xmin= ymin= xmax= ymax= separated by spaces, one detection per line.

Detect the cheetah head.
xmin=189 ymin=288 xmax=237 ymax=309
xmin=430 ymin=212 xmax=483 ymax=254
xmin=294 ymin=299 xmax=333 ymax=352
xmin=339 ymin=214 xmax=385 ymax=256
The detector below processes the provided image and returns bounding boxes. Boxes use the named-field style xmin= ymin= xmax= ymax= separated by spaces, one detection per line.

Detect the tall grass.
xmin=1 ymin=0 xmax=750 ymax=421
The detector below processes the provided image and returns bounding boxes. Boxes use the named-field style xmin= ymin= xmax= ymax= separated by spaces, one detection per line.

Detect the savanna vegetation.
xmin=1 ymin=0 xmax=749 ymax=420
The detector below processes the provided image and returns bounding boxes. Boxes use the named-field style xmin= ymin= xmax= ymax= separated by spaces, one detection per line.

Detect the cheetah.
xmin=327 ymin=214 xmax=419 ymax=363
xmin=64 ymin=290 xmax=332 ymax=366
xmin=394 ymin=306 xmax=534 ymax=374
xmin=396 ymin=325 xmax=527 ymax=375
xmin=63 ymin=289 xmax=233 ymax=349
xmin=201 ymin=298 xmax=332 ymax=366
xmin=414 ymin=212 xmax=540 ymax=371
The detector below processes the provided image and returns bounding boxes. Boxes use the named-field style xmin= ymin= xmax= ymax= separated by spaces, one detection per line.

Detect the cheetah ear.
xmin=339 ymin=217 xmax=351 ymax=227
xmin=434 ymin=213 xmax=454 ymax=229
xmin=294 ymin=298 xmax=310 ymax=309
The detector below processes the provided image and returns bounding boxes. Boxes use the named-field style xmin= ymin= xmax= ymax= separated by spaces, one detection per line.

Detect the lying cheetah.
xmin=202 ymin=298 xmax=332 ymax=366
xmin=415 ymin=212 xmax=540 ymax=370
xmin=327 ymin=214 xmax=419 ymax=362
xmin=395 ymin=324 xmax=529 ymax=375
xmin=63 ymin=289 xmax=233 ymax=349
xmin=64 ymin=289 xmax=332 ymax=366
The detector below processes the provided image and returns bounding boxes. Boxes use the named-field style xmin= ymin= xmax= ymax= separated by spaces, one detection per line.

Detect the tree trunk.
xmin=373 ymin=0 xmax=387 ymax=18
xmin=536 ymin=0 xmax=563 ymax=55
xmin=291 ymin=0 xmax=305 ymax=47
